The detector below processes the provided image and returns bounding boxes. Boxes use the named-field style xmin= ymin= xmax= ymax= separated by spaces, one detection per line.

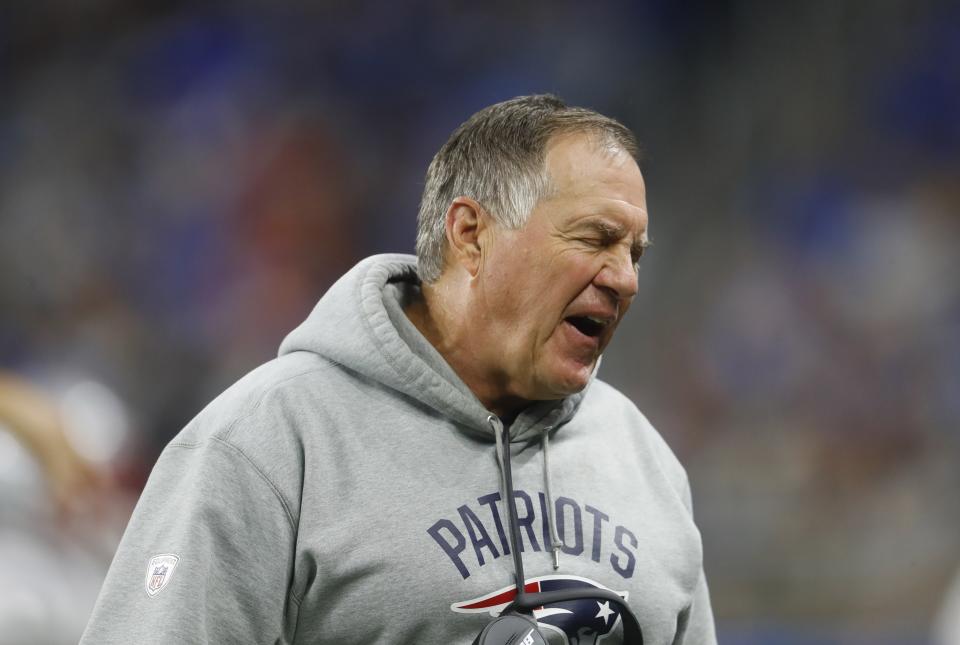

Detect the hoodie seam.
xmin=174 ymin=360 xmax=342 ymax=529
xmin=206 ymin=437 xmax=305 ymax=637
xmin=208 ymin=435 xmax=298 ymax=532
xmin=156 ymin=440 xmax=299 ymax=578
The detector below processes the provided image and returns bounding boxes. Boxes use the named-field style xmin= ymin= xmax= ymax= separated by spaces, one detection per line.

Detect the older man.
xmin=82 ymin=95 xmax=716 ymax=644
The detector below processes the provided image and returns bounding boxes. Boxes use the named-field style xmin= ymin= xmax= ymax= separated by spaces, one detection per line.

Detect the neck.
xmin=404 ymin=279 xmax=527 ymax=418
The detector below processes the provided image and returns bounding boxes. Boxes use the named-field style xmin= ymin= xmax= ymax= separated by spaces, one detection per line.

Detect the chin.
xmin=530 ymin=355 xmax=597 ymax=400
xmin=543 ymin=369 xmax=594 ymax=398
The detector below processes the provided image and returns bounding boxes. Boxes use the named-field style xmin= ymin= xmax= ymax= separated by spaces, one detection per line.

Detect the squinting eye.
xmin=581 ymin=238 xmax=605 ymax=250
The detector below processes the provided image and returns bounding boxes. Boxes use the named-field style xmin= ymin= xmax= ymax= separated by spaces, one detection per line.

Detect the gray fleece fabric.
xmin=81 ymin=254 xmax=717 ymax=644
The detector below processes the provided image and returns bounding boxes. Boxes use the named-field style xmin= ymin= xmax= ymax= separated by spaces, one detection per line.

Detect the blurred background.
xmin=1 ymin=1 xmax=958 ymax=643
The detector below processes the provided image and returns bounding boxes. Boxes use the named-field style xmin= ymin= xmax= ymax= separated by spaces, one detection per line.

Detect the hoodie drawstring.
xmin=541 ymin=426 xmax=562 ymax=570
xmin=490 ymin=416 xmax=508 ymax=516
xmin=489 ymin=416 xmax=562 ymax=573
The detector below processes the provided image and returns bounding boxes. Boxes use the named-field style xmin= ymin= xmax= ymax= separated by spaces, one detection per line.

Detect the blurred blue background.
xmin=1 ymin=1 xmax=958 ymax=643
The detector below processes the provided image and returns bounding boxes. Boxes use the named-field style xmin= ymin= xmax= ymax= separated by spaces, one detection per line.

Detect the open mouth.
xmin=565 ymin=316 xmax=607 ymax=338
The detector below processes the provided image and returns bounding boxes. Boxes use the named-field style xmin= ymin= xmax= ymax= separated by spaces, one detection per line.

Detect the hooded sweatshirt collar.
xmin=278 ymin=254 xmax=590 ymax=442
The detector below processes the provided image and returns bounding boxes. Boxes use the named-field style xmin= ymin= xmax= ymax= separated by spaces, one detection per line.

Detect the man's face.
xmin=472 ymin=132 xmax=649 ymax=404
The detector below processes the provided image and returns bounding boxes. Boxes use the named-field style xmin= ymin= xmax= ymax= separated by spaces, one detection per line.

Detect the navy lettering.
xmin=427 ymin=519 xmax=470 ymax=579
xmin=428 ymin=494 xmax=638 ymax=580
xmin=611 ymin=525 xmax=638 ymax=579
xmin=555 ymin=496 xmax=584 ymax=556
xmin=584 ymin=504 xmax=609 ymax=563
xmin=477 ymin=492 xmax=510 ymax=555
xmin=512 ymin=490 xmax=541 ymax=552
xmin=457 ymin=504 xmax=500 ymax=566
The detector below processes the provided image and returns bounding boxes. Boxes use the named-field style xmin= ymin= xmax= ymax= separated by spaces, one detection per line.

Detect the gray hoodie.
xmin=81 ymin=254 xmax=716 ymax=644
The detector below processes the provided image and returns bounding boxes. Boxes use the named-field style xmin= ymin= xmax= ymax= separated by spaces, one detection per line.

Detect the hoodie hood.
xmin=278 ymin=254 xmax=589 ymax=442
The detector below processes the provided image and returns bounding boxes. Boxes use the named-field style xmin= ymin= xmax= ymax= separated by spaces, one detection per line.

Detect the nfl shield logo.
xmin=145 ymin=554 xmax=180 ymax=597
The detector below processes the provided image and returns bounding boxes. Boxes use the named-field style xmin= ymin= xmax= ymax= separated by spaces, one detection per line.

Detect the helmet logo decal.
xmin=453 ymin=574 xmax=629 ymax=645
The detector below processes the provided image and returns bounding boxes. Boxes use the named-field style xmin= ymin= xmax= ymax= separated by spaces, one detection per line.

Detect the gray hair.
xmin=415 ymin=94 xmax=640 ymax=283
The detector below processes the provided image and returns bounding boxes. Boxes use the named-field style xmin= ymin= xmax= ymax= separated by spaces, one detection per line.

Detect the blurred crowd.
xmin=1 ymin=1 xmax=958 ymax=643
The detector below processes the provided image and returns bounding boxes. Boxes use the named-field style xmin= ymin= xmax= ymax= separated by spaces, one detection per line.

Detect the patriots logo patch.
xmin=452 ymin=575 xmax=628 ymax=645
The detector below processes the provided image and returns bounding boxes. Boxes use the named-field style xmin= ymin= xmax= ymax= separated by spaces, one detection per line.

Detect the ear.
xmin=443 ymin=197 xmax=488 ymax=277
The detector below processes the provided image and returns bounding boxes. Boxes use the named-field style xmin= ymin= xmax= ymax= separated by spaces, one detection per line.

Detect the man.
xmin=82 ymin=95 xmax=716 ymax=644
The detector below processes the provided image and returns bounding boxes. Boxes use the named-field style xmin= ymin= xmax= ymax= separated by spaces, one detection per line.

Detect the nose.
xmin=594 ymin=249 xmax=639 ymax=301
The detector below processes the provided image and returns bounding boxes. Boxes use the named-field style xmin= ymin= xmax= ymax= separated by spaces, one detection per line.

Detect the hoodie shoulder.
xmin=172 ymin=351 xmax=334 ymax=447
xmin=164 ymin=351 xmax=340 ymax=523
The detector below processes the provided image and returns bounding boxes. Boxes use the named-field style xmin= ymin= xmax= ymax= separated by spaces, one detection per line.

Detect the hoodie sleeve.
xmin=674 ymin=472 xmax=718 ymax=645
xmin=80 ymin=437 xmax=299 ymax=644
xmin=677 ymin=568 xmax=717 ymax=644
